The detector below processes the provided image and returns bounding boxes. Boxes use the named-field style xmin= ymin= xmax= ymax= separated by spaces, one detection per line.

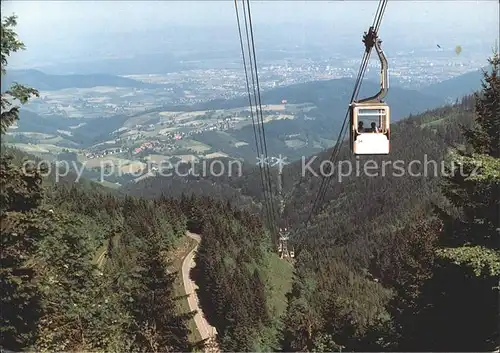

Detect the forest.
xmin=1 ymin=14 xmax=499 ymax=352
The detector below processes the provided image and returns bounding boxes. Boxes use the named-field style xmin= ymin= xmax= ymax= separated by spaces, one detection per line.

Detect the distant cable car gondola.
xmin=350 ymin=28 xmax=390 ymax=155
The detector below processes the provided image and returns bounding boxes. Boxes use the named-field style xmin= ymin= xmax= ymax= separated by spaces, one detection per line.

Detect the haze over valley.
xmin=3 ymin=1 xmax=497 ymax=186
xmin=1 ymin=1 xmax=499 ymax=352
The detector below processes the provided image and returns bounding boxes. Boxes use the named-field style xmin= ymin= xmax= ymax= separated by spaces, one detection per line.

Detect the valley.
xmin=1 ymin=3 xmax=499 ymax=352
xmin=5 ymin=68 xmax=469 ymax=187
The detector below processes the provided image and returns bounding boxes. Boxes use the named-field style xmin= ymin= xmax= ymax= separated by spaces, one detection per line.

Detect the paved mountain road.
xmin=182 ymin=232 xmax=219 ymax=352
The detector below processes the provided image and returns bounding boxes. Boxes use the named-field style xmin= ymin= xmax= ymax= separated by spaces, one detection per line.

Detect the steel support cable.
xmin=241 ymin=0 xmax=278 ymax=240
xmin=241 ymin=0 xmax=279 ymax=239
xmin=295 ymin=1 xmax=388 ymax=250
xmin=283 ymin=49 xmax=372 ymax=250
xmin=313 ymin=51 xmax=373 ymax=211
xmin=281 ymin=48 xmax=371 ymax=230
xmin=234 ymin=0 xmax=261 ymax=161
xmin=232 ymin=0 xmax=388 ymax=246
xmin=312 ymin=0 xmax=387 ymax=211
xmin=241 ymin=1 xmax=265 ymax=163
xmin=305 ymin=51 xmax=370 ymax=225
xmin=243 ymin=6 xmax=276 ymax=235
xmin=282 ymin=49 xmax=371 ymax=232
xmin=372 ymin=0 xmax=383 ymax=29
xmin=243 ymin=0 xmax=279 ymax=238
xmin=310 ymin=47 xmax=375 ymax=221
xmin=234 ymin=0 xmax=274 ymax=231
xmin=374 ymin=0 xmax=388 ymax=32
xmin=303 ymin=0 xmax=388 ymax=227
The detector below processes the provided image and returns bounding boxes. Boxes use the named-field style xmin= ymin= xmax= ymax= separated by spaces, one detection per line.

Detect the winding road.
xmin=182 ymin=232 xmax=219 ymax=352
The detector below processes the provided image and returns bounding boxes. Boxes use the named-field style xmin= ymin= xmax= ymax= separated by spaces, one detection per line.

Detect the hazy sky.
xmin=4 ymin=1 xmax=498 ymax=29
xmin=2 ymin=1 xmax=499 ymax=67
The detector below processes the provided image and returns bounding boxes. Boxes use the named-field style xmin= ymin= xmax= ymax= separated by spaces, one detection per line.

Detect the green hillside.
xmin=421 ymin=68 xmax=484 ymax=101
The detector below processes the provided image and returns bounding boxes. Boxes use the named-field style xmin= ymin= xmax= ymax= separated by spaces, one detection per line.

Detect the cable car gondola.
xmin=350 ymin=29 xmax=390 ymax=155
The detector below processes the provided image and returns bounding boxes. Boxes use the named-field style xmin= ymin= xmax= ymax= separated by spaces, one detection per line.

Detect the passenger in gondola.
xmin=358 ymin=121 xmax=364 ymax=132
xmin=370 ymin=122 xmax=378 ymax=132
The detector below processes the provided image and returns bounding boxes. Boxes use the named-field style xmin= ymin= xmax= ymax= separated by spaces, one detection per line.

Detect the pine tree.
xmin=433 ymin=53 xmax=500 ymax=350
xmin=131 ymin=225 xmax=192 ymax=352
xmin=370 ymin=215 xmax=441 ymax=350
xmin=1 ymin=15 xmax=39 ymax=134
xmin=0 ymin=14 xmax=42 ymax=350
xmin=0 ymin=156 xmax=45 ymax=349
xmin=251 ymin=269 xmax=270 ymax=325
xmin=438 ymin=53 xmax=499 ymax=277
xmin=33 ymin=214 xmax=105 ymax=351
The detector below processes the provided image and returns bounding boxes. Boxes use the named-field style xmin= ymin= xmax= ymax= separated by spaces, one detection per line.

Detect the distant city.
xmin=22 ymin=48 xmax=486 ymax=120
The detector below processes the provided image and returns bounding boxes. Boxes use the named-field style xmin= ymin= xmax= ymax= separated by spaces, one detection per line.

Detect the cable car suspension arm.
xmin=359 ymin=36 xmax=389 ymax=103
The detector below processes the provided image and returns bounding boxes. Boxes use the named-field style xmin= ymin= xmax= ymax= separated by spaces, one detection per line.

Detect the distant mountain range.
xmin=1 ymin=69 xmax=164 ymax=91
xmin=8 ymin=67 xmax=486 ymax=160
xmin=4 ymin=65 xmax=485 ymax=98
xmin=172 ymin=67 xmax=486 ymax=161
xmin=170 ymin=77 xmax=444 ymax=119
xmin=420 ymin=69 xmax=484 ymax=101
xmin=173 ymin=78 xmax=446 ymax=161
xmin=32 ymin=52 xmax=188 ymax=76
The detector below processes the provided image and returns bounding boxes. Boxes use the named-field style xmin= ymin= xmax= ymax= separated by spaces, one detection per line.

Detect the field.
xmin=285 ymin=139 xmax=306 ymax=149
xmin=176 ymin=154 xmax=198 ymax=163
xmin=119 ymin=161 xmax=146 ymax=174
xmin=44 ymin=136 xmax=79 ymax=146
xmin=234 ymin=141 xmax=249 ymax=147
xmin=158 ymin=111 xmax=207 ymax=122
xmin=145 ymin=154 xmax=171 ymax=164
xmin=81 ymin=156 xmax=147 ymax=176
xmin=8 ymin=132 xmax=53 ymax=139
xmin=262 ymin=104 xmax=286 ymax=111
xmin=123 ymin=112 xmax=160 ymax=128
xmin=205 ymin=152 xmax=229 ymax=159
xmin=8 ymin=130 xmax=80 ymax=150
xmin=12 ymin=142 xmax=79 ymax=155
xmin=263 ymin=114 xmax=294 ymax=123
xmin=177 ymin=139 xmax=212 ymax=153
xmin=12 ymin=143 xmax=51 ymax=153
